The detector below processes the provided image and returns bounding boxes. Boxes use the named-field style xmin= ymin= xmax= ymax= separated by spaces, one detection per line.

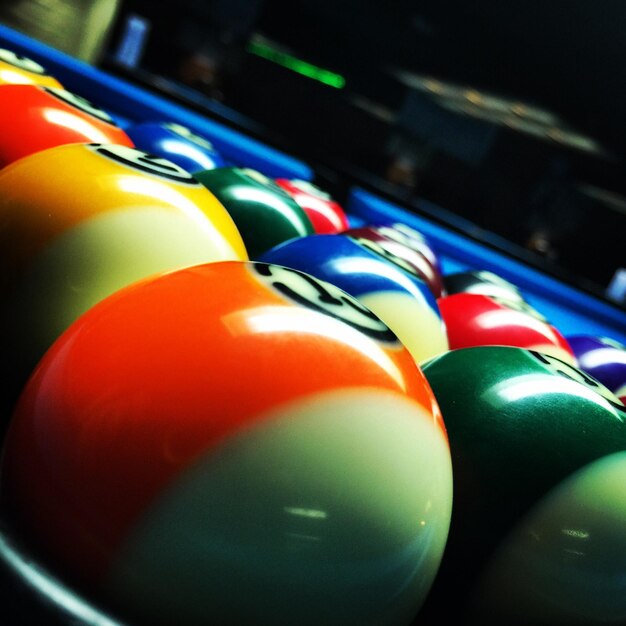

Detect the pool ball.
xmin=472 ymin=449 xmax=626 ymax=625
xmin=0 ymin=84 xmax=133 ymax=167
xmin=258 ymin=233 xmax=449 ymax=364
xmin=0 ymin=142 xmax=247 ymax=418
xmin=437 ymin=292 xmax=576 ymax=365
xmin=274 ymin=178 xmax=350 ymax=233
xmin=419 ymin=346 xmax=626 ymax=624
xmin=126 ymin=121 xmax=227 ymax=173
xmin=0 ymin=47 xmax=63 ymax=88
xmin=369 ymin=222 xmax=443 ymax=278
xmin=443 ymin=269 xmax=525 ymax=303
xmin=194 ymin=167 xmax=315 ymax=258
xmin=566 ymin=334 xmax=626 ymax=404
xmin=0 ymin=260 xmax=453 ymax=626
xmin=344 ymin=225 xmax=446 ymax=298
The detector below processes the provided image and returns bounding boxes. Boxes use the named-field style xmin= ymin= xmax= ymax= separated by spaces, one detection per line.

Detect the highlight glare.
xmin=42 ymin=108 xmax=110 ymax=143
xmin=222 ymin=305 xmax=407 ymax=390
xmin=116 ymin=175 xmax=224 ymax=240
xmin=230 ymin=185 xmax=309 ymax=234
xmin=0 ymin=68 xmax=34 ymax=84
xmin=581 ymin=348 xmax=626 ymax=369
xmin=486 ymin=373 xmax=620 ymax=413
xmin=332 ymin=257 xmax=429 ymax=305
xmin=160 ymin=138 xmax=218 ymax=171
xmin=0 ymin=534 xmax=119 ymax=625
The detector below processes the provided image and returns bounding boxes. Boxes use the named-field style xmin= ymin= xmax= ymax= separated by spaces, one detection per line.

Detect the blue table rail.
xmin=0 ymin=23 xmax=313 ymax=181
xmin=347 ymin=187 xmax=626 ymax=346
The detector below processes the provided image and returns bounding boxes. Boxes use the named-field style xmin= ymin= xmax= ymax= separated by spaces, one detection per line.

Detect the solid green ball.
xmin=419 ymin=345 xmax=626 ymax=623
xmin=194 ymin=167 xmax=314 ymax=258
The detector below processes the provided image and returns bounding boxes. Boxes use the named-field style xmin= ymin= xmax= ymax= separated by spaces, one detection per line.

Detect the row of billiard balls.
xmin=4 ymin=259 xmax=626 ymax=626
xmin=1 ymin=43 xmax=620 ymax=390
xmin=1 ymin=45 xmax=626 ymax=626
xmin=2 ymin=43 xmax=610 ymax=408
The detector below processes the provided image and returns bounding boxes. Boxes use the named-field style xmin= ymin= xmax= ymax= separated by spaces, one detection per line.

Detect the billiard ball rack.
xmin=1 ymin=20 xmax=626 ymax=626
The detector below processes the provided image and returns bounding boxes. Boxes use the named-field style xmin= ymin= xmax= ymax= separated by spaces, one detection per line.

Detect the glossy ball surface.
xmin=443 ymin=269 xmax=525 ymax=303
xmin=420 ymin=346 xmax=626 ymax=624
xmin=567 ymin=335 xmax=626 ymax=404
xmin=275 ymin=178 xmax=350 ymax=234
xmin=344 ymin=225 xmax=446 ymax=298
xmin=370 ymin=222 xmax=442 ymax=278
xmin=0 ymin=85 xmax=133 ymax=166
xmin=126 ymin=121 xmax=226 ymax=173
xmin=0 ymin=142 xmax=247 ymax=414
xmin=438 ymin=292 xmax=576 ymax=365
xmin=194 ymin=167 xmax=315 ymax=258
xmin=1 ymin=261 xmax=453 ymax=626
xmin=473 ymin=450 xmax=626 ymax=625
xmin=0 ymin=47 xmax=63 ymax=88
xmin=259 ymin=233 xmax=449 ymax=364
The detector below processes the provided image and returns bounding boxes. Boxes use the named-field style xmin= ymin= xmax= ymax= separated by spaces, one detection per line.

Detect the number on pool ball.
xmin=0 ymin=48 xmax=48 ymax=75
xmin=253 ymin=262 xmax=399 ymax=343
xmin=44 ymin=87 xmax=117 ymax=125
xmin=530 ymin=350 xmax=626 ymax=412
xmin=89 ymin=144 xmax=200 ymax=185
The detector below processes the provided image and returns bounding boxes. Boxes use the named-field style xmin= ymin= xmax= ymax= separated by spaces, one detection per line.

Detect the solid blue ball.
xmin=126 ymin=121 xmax=226 ymax=173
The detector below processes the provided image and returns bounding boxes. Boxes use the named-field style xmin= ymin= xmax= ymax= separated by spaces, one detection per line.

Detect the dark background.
xmin=103 ymin=0 xmax=626 ymax=302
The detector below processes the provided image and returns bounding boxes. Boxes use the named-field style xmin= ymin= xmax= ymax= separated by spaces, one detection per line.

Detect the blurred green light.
xmin=247 ymin=41 xmax=345 ymax=89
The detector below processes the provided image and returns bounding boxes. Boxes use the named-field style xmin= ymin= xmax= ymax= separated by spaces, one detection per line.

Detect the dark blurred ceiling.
xmin=104 ymin=0 xmax=626 ymax=294
xmin=254 ymin=0 xmax=626 ymax=162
